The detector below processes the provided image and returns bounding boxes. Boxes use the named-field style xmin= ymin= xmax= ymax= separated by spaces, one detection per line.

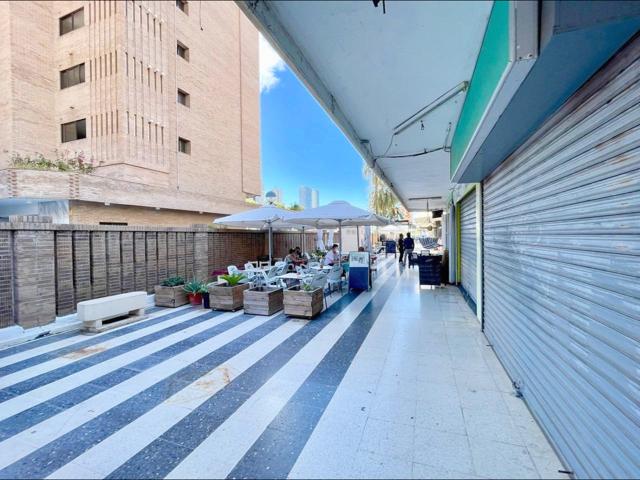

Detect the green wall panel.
xmin=450 ymin=0 xmax=510 ymax=179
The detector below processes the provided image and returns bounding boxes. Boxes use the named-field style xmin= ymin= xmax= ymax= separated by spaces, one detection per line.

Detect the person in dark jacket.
xmin=398 ymin=233 xmax=404 ymax=263
xmin=403 ymin=233 xmax=415 ymax=266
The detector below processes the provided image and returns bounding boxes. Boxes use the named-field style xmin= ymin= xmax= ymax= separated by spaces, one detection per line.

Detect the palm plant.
xmin=362 ymin=164 xmax=406 ymax=220
xmin=219 ymin=273 xmax=246 ymax=286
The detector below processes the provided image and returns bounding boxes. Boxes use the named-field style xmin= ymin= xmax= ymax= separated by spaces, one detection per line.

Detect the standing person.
xmin=398 ymin=233 xmax=405 ymax=263
xmin=403 ymin=232 xmax=415 ymax=266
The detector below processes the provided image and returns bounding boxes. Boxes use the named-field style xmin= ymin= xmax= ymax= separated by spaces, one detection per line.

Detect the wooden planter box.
xmin=154 ymin=285 xmax=189 ymax=308
xmin=209 ymin=283 xmax=250 ymax=311
xmin=283 ymin=286 xmax=324 ymax=319
xmin=244 ymin=286 xmax=284 ymax=316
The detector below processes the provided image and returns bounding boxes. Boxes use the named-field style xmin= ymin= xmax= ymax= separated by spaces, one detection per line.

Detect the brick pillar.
xmin=13 ymin=230 xmax=56 ymax=328
xmin=73 ymin=231 xmax=91 ymax=304
xmin=55 ymin=231 xmax=75 ymax=315
xmin=146 ymin=232 xmax=158 ymax=292
xmin=167 ymin=232 xmax=177 ymax=277
xmin=185 ymin=232 xmax=194 ymax=279
xmin=121 ymin=232 xmax=134 ymax=292
xmin=106 ymin=231 xmax=122 ymax=296
xmin=157 ymin=232 xmax=167 ymax=283
xmin=176 ymin=232 xmax=186 ymax=278
xmin=194 ymin=232 xmax=209 ymax=281
xmin=134 ymin=232 xmax=147 ymax=291
xmin=91 ymin=232 xmax=107 ymax=299
xmin=0 ymin=230 xmax=14 ymax=328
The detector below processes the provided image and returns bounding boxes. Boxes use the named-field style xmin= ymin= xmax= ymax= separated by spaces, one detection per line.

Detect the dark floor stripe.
xmin=1 ymin=308 xmax=220 ymax=399
xmin=227 ymin=267 xmax=400 ymax=479
xmin=0 ymin=302 xmax=344 ymax=480
xmin=105 ymin=275 xmax=397 ymax=480
xmin=0 ymin=306 xmax=194 ymax=377
xmin=0 ymin=306 xmax=164 ymax=361
xmin=0 ymin=311 xmax=254 ymax=442
xmin=0 ymin=332 xmax=78 ymax=360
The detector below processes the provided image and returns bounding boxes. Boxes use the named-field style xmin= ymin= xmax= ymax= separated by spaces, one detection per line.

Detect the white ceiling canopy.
xmin=239 ymin=0 xmax=492 ymax=211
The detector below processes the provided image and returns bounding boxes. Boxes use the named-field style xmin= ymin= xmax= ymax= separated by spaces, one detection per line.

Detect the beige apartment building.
xmin=0 ymin=0 xmax=260 ymax=225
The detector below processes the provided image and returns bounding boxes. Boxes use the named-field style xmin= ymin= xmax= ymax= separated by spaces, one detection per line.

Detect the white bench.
xmin=78 ymin=292 xmax=147 ymax=333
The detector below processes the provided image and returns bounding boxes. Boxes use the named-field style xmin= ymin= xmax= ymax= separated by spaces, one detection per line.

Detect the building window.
xmin=177 ymin=89 xmax=190 ymax=107
xmin=177 ymin=41 xmax=189 ymax=61
xmin=178 ymin=137 xmax=191 ymax=154
xmin=61 ymin=119 xmax=86 ymax=142
xmin=176 ymin=0 xmax=188 ymax=14
xmin=60 ymin=63 xmax=85 ymax=89
xmin=60 ymin=8 xmax=84 ymax=35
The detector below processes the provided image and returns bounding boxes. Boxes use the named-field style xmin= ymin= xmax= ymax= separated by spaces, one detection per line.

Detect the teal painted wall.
xmin=450 ymin=1 xmax=510 ymax=179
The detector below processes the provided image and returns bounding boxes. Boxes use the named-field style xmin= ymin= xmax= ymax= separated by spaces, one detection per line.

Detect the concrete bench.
xmin=78 ymin=292 xmax=147 ymax=333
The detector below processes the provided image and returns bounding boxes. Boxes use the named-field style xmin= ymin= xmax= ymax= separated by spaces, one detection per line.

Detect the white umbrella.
xmin=286 ymin=201 xmax=373 ymax=259
xmin=213 ymin=205 xmax=298 ymax=264
xmin=342 ymin=213 xmax=389 ymax=248
xmin=316 ymin=230 xmax=325 ymax=251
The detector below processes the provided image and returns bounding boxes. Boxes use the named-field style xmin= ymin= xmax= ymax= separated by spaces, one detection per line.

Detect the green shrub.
xmin=219 ymin=273 xmax=246 ymax=286
xmin=161 ymin=276 xmax=185 ymax=287
xmin=183 ymin=279 xmax=207 ymax=294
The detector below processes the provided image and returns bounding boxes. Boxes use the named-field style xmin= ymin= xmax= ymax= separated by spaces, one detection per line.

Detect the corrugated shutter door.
xmin=483 ymin=44 xmax=640 ymax=479
xmin=459 ymin=189 xmax=477 ymax=303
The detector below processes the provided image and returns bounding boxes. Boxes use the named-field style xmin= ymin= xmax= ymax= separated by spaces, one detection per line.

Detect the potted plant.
xmin=283 ymin=278 xmax=324 ymax=318
xmin=243 ymin=275 xmax=284 ymax=316
xmin=209 ymin=273 xmax=249 ymax=311
xmin=155 ymin=276 xmax=189 ymax=307
xmin=183 ymin=280 xmax=208 ymax=306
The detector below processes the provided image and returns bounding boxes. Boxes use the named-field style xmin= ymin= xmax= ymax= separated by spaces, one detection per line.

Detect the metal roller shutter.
xmin=483 ymin=41 xmax=640 ymax=479
xmin=459 ymin=189 xmax=477 ymax=304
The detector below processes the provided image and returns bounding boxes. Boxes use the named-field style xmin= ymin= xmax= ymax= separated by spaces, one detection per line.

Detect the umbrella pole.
xmin=356 ymin=226 xmax=360 ymax=249
xmin=268 ymin=224 xmax=273 ymax=265
xmin=339 ymin=220 xmax=343 ymax=261
xmin=302 ymin=226 xmax=306 ymax=255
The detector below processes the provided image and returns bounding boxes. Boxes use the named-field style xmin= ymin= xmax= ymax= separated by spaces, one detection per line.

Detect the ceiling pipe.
xmin=393 ymin=81 xmax=468 ymax=136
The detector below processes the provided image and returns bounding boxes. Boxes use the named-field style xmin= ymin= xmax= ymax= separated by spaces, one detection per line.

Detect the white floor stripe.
xmin=53 ymin=262 xmax=397 ymax=480
xmin=0 ymin=306 xmax=191 ymax=366
xmin=0 ymin=310 xmax=245 ymax=421
xmin=47 ymin=317 xmax=307 ymax=479
xmin=0 ymin=306 xmax=206 ymax=389
xmin=167 ymin=263 xmax=398 ymax=479
xmin=0 ymin=314 xmax=273 ymax=470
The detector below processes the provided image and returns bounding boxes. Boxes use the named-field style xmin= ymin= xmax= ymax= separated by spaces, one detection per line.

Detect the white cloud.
xmin=259 ymin=34 xmax=286 ymax=93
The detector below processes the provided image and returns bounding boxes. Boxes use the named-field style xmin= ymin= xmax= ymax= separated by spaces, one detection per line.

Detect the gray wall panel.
xmin=483 ymin=39 xmax=640 ymax=479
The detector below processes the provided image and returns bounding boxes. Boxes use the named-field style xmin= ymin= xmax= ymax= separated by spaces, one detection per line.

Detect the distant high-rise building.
xmin=299 ymin=185 xmax=312 ymax=209
xmin=311 ymin=189 xmax=319 ymax=208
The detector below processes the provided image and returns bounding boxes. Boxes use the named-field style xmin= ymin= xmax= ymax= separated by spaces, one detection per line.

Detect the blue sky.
xmin=259 ymin=37 xmax=369 ymax=209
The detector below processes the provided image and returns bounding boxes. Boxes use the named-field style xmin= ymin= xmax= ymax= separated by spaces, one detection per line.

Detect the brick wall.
xmin=0 ymin=219 xmax=314 ymax=329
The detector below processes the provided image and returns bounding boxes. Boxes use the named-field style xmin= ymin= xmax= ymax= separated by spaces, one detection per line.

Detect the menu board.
xmin=349 ymin=251 xmax=371 ymax=291
xmin=349 ymin=251 xmax=370 ymax=267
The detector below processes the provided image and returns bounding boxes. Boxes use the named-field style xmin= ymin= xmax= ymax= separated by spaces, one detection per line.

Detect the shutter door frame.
xmin=459 ymin=188 xmax=478 ymax=305
xmin=483 ymin=37 xmax=640 ymax=479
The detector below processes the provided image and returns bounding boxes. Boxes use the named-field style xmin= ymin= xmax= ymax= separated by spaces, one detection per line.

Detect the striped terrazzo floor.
xmin=0 ymin=258 xmax=397 ymax=479
xmin=0 ymin=256 xmax=563 ymax=479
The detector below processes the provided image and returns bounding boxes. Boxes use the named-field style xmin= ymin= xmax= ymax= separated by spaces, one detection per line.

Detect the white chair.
xmin=274 ymin=262 xmax=288 ymax=276
xmin=308 ymin=261 xmax=321 ymax=271
xmin=326 ymin=265 xmax=344 ymax=296
xmin=227 ymin=265 xmax=240 ymax=275
xmin=243 ymin=263 xmax=258 ymax=283
xmin=295 ymin=264 xmax=309 ymax=275
xmin=303 ymin=252 xmax=311 ymax=261
xmin=306 ymin=271 xmax=329 ymax=309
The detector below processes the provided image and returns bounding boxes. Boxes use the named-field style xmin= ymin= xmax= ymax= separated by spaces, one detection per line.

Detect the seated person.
xmin=324 ymin=244 xmax=340 ymax=266
xmin=293 ymin=246 xmax=307 ymax=265
xmin=285 ymin=249 xmax=297 ymax=265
